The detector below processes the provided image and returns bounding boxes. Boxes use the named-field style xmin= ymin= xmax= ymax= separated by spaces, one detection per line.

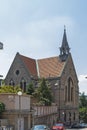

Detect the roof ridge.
xmin=37 ymin=56 xmax=58 ymax=61
xmin=20 ymin=53 xmax=36 ymax=61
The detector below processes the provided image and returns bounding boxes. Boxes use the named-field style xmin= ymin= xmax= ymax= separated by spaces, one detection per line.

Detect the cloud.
xmin=5 ymin=16 xmax=74 ymax=55
xmin=78 ymin=75 xmax=87 ymax=94
xmin=3 ymin=16 xmax=75 ymax=56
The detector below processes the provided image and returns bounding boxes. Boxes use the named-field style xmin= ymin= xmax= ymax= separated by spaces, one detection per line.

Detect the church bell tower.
xmin=59 ymin=27 xmax=70 ymax=61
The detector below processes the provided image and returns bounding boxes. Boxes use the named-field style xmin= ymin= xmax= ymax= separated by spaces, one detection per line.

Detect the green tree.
xmin=79 ymin=92 xmax=87 ymax=108
xmin=26 ymin=82 xmax=35 ymax=95
xmin=79 ymin=92 xmax=87 ymax=123
xmin=33 ymin=78 xmax=53 ymax=106
xmin=79 ymin=107 xmax=87 ymax=123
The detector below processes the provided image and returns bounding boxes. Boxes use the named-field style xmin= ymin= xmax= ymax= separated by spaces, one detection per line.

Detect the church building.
xmin=5 ymin=28 xmax=79 ymax=124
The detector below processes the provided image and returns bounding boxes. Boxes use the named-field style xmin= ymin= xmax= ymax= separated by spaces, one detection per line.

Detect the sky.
xmin=0 ymin=0 xmax=87 ymax=94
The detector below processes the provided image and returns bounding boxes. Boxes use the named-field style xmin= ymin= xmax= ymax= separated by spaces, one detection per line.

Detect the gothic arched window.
xmin=67 ymin=77 xmax=73 ymax=102
xmin=65 ymin=86 xmax=67 ymax=102
xmin=9 ymin=79 xmax=15 ymax=86
xmin=20 ymin=78 xmax=26 ymax=92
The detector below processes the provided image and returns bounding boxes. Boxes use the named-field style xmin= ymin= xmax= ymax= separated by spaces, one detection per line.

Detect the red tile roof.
xmin=37 ymin=56 xmax=66 ymax=78
xmin=19 ymin=54 xmax=66 ymax=78
xmin=20 ymin=54 xmax=38 ymax=78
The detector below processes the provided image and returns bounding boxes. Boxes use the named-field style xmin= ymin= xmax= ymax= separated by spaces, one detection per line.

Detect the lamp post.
xmin=55 ymin=80 xmax=61 ymax=121
xmin=18 ymin=91 xmax=22 ymax=130
xmin=62 ymin=112 xmax=64 ymax=122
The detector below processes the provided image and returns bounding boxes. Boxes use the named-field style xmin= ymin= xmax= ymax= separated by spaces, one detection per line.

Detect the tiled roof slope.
xmin=19 ymin=54 xmax=66 ymax=78
xmin=37 ymin=56 xmax=66 ymax=78
xmin=20 ymin=54 xmax=38 ymax=77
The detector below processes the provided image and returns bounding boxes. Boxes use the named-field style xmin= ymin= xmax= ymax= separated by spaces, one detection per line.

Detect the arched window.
xmin=20 ymin=78 xmax=26 ymax=92
xmin=65 ymin=86 xmax=67 ymax=102
xmin=71 ymin=87 xmax=73 ymax=101
xmin=68 ymin=78 xmax=71 ymax=101
xmin=9 ymin=79 xmax=15 ymax=86
xmin=67 ymin=77 xmax=73 ymax=102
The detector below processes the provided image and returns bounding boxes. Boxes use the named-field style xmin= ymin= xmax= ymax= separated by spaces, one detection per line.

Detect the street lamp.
xmin=62 ymin=112 xmax=65 ymax=122
xmin=17 ymin=91 xmax=22 ymax=130
xmin=55 ymin=80 xmax=60 ymax=121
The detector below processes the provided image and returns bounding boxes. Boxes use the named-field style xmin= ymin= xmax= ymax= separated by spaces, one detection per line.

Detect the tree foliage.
xmin=0 ymin=85 xmax=22 ymax=93
xmin=26 ymin=82 xmax=35 ymax=95
xmin=79 ymin=92 xmax=87 ymax=123
xmin=79 ymin=92 xmax=87 ymax=108
xmin=33 ymin=78 xmax=53 ymax=106
xmin=79 ymin=107 xmax=87 ymax=123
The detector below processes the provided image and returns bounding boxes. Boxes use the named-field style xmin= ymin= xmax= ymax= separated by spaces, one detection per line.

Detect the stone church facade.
xmin=5 ymin=28 xmax=79 ymax=125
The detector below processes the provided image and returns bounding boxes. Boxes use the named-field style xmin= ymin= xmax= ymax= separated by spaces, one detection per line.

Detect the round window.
xmin=15 ymin=70 xmax=20 ymax=75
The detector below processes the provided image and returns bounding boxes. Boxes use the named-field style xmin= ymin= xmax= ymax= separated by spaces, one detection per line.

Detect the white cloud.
xmin=3 ymin=16 xmax=75 ymax=56
xmin=78 ymin=75 xmax=87 ymax=94
xmin=8 ymin=16 xmax=75 ymax=54
xmin=78 ymin=75 xmax=87 ymax=82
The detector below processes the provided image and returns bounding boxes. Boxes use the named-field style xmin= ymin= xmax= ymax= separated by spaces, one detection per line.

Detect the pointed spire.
xmin=59 ymin=26 xmax=70 ymax=61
